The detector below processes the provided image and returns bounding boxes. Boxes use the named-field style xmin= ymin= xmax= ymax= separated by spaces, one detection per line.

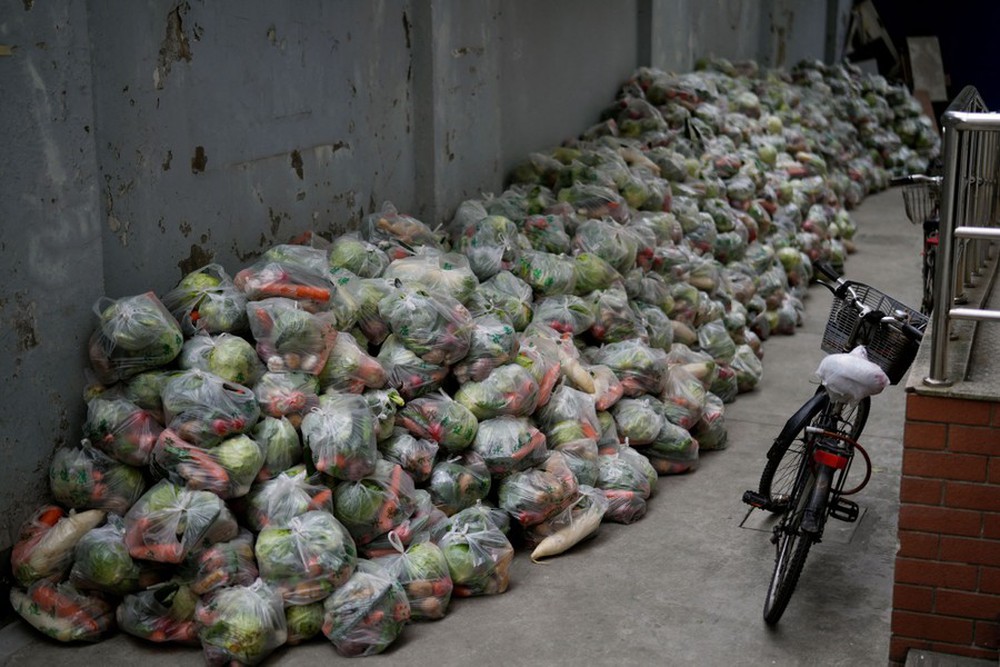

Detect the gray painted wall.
xmin=0 ymin=0 xmax=847 ymax=551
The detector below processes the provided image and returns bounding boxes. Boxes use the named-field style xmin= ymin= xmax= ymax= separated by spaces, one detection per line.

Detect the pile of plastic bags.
xmin=11 ymin=57 xmax=937 ymax=663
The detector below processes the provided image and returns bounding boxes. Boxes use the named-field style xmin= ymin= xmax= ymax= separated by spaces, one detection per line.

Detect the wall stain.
xmin=402 ymin=10 xmax=411 ymax=49
xmin=178 ymin=244 xmax=214 ymax=276
xmin=191 ymin=145 xmax=207 ymax=173
xmin=162 ymin=149 xmax=172 ymax=171
xmin=179 ymin=220 xmax=192 ymax=237
xmin=155 ymin=2 xmax=193 ymax=90
xmin=268 ymin=208 xmax=291 ymax=237
xmin=12 ymin=293 xmax=38 ymax=352
xmin=22 ymin=0 xmax=33 ymax=10
xmin=290 ymin=149 xmax=304 ymax=180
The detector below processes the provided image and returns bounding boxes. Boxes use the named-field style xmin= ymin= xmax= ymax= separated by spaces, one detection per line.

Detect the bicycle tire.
xmin=921 ymin=243 xmax=936 ymax=315
xmin=758 ymin=392 xmax=869 ymax=512
xmin=763 ymin=468 xmax=816 ymax=625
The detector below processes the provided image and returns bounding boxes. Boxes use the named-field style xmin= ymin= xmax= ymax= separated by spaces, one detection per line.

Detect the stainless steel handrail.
xmin=924 ymin=87 xmax=1000 ymax=386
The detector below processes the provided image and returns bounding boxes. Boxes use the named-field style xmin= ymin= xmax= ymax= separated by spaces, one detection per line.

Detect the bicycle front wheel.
xmin=758 ymin=392 xmax=869 ymax=512
xmin=763 ymin=470 xmax=817 ymax=625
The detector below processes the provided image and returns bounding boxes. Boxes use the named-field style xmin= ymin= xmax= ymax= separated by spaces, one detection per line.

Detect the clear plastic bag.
xmin=301 ymin=392 xmax=378 ymax=482
xmin=611 ymin=395 xmax=668 ymax=446
xmin=499 ymin=451 xmax=580 ymax=527
xmin=246 ymin=297 xmax=338 ymax=374
xmin=383 ymin=249 xmax=479 ymax=304
xmin=535 ymin=384 xmax=600 ymax=445
xmin=333 ymin=459 xmax=418 ymax=547
xmin=244 ymin=465 xmax=334 ymax=531
xmin=588 ymin=286 xmax=647 ymax=343
xmin=377 ymin=334 xmax=450 ymax=400
xmin=285 ymin=601 xmax=325 ymax=646
xmin=365 ymin=386 xmax=406 ymax=442
xmin=514 ymin=333 xmax=562 ymax=408
xmin=152 ymin=429 xmax=265 ymax=499
xmin=572 ymin=252 xmax=623 ymax=295
xmin=88 ymin=292 xmax=184 ymax=385
xmin=362 ymin=488 xmax=448 ymax=559
xmin=437 ymin=515 xmax=515 ymax=597
xmin=182 ymin=528 xmax=258 ymax=595
xmin=522 ymin=213 xmax=573 ymax=254
xmin=378 ymin=286 xmax=474 ymax=365
xmin=11 ymin=505 xmax=106 ymax=587
xmin=253 ymin=371 xmax=320 ymax=425
xmin=10 ymin=580 xmax=115 ymax=643
xmin=124 ymin=480 xmax=239 ymax=564
xmin=661 ymin=365 xmax=707 ymax=429
xmin=375 ymin=535 xmax=453 ymax=621
xmin=321 ymin=559 xmax=410 ymax=656
xmin=318 ymin=331 xmax=388 ymax=393
xmin=256 ymin=510 xmax=358 ymax=605
xmin=453 ymin=313 xmax=520 ymax=383
xmin=815 ymin=346 xmax=889 ymax=403
xmin=428 ymin=450 xmax=492 ymax=516
xmin=470 ymin=416 xmax=548 ymax=478
xmin=234 ymin=244 xmax=334 ymax=312
xmin=573 ymin=218 xmax=639 ymax=273
xmin=178 ymin=333 xmax=264 ymax=386
xmin=117 ymin=582 xmax=200 ymax=644
xmin=586 ymin=339 xmax=669 ymax=397
xmin=646 ymin=420 xmax=699 ymax=475
xmin=361 ymin=201 xmax=445 ymax=260
xmin=514 ymin=249 xmax=577 ymax=296
xmin=163 ymin=264 xmax=248 ymax=335
xmin=731 ymin=343 xmax=764 ymax=393
xmin=329 ymin=232 xmax=390 ymax=278
xmin=252 ymin=415 xmax=302 ymax=481
xmin=160 ymin=369 xmax=260 ymax=447
xmin=70 ymin=514 xmax=154 ymax=595
xmin=49 ymin=440 xmax=146 ymax=515
xmin=454 ymin=213 xmax=522 ymax=281
xmin=527 ymin=485 xmax=608 ymax=560
xmin=396 ymin=391 xmax=479 ymax=454
xmin=533 ymin=294 xmax=596 ymax=336
xmin=693 ymin=393 xmax=728 ymax=451
xmin=697 ymin=319 xmax=737 ymax=364
xmin=378 ymin=431 xmax=437 ymax=484
xmin=453 ymin=363 xmax=540 ymax=420
xmin=468 ymin=271 xmax=534 ymax=331
xmin=195 ymin=578 xmax=288 ymax=666
xmin=553 ymin=437 xmax=600 ymax=486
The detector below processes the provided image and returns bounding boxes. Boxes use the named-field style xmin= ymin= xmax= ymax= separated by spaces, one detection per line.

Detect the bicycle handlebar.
xmin=890 ymin=174 xmax=943 ymax=186
xmin=813 ymin=262 xmax=923 ymax=342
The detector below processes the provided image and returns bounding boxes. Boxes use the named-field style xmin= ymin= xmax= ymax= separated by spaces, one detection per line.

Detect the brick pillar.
xmin=890 ymin=394 xmax=1000 ymax=664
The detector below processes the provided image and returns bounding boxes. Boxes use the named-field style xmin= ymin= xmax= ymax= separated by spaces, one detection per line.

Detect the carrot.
xmin=257 ymin=282 xmax=330 ymax=302
xmin=30 ymin=585 xmax=101 ymax=634
xmin=430 ymin=578 xmax=453 ymax=598
xmin=36 ymin=506 xmax=65 ymax=528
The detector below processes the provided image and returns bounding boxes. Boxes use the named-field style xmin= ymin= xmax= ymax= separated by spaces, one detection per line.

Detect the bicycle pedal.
xmin=742 ymin=490 xmax=770 ymax=510
xmin=829 ymin=497 xmax=860 ymax=523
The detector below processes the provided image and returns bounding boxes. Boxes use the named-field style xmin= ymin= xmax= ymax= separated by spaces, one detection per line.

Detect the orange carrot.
xmin=258 ymin=282 xmax=330 ymax=302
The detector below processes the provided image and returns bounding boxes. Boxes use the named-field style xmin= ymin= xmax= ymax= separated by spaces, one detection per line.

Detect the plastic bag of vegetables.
xmin=595 ymin=453 xmax=649 ymax=524
xmin=552 ymin=437 xmax=600 ymax=487
xmin=285 ymin=601 xmax=325 ymax=646
xmin=11 ymin=505 xmax=106 ymax=587
xmin=437 ymin=511 xmax=515 ymax=597
xmin=522 ymin=213 xmax=573 ymax=254
xmin=317 ymin=332 xmax=388 ymax=394
xmin=334 ymin=459 xmax=418 ymax=547
xmin=377 ymin=334 xmax=450 ymax=400
xmin=661 ymin=365 xmax=707 ymax=429
xmin=253 ymin=371 xmax=320 ymax=425
xmin=697 ymin=320 xmax=737 ymax=364
xmin=557 ymin=182 xmax=629 ymax=223
xmin=178 ymin=528 xmax=259 ymax=596
xmin=120 ymin=369 xmax=178 ymax=423
xmin=572 ymin=252 xmax=622 ymax=296
xmin=244 ymin=465 xmax=334 ymax=531
xmin=124 ymin=480 xmax=239 ymax=564
xmin=378 ymin=286 xmax=473 ymax=365
xmin=247 ymin=297 xmax=338 ymax=374
xmin=49 ymin=440 xmax=145 ymax=514
xmin=396 ymin=391 xmax=479 ymax=453
xmin=256 ymin=510 xmax=358 ymax=605
xmin=163 ymin=264 xmax=249 ymax=335
xmin=731 ymin=342 xmax=764 ymax=392
xmin=233 ymin=244 xmax=333 ymax=312
xmin=195 ymin=578 xmax=288 ymax=666
xmin=453 ymin=313 xmax=520 ymax=384
xmin=361 ymin=488 xmax=449 ymax=559
xmin=693 ymin=393 xmax=728 ymax=451
xmin=470 ymin=416 xmax=547 ymax=478
xmin=514 ymin=334 xmax=562 ymax=408
xmin=499 ymin=451 xmax=580 ymax=527
xmin=453 ymin=213 xmax=521 ymax=281
xmin=117 ymin=582 xmax=200 ymax=645
xmin=365 ymin=387 xmax=405 ymax=442
xmin=350 ymin=277 xmax=397 ymax=345
xmin=573 ymin=218 xmax=640 ymax=273
xmin=454 ymin=363 xmax=540 ymax=420
xmin=514 ymin=249 xmax=577 ymax=296
xmin=468 ymin=270 xmax=534 ymax=331
xmin=586 ymin=339 xmax=669 ymax=397
xmin=535 ymin=384 xmax=600 ymax=445
xmin=70 ymin=514 xmax=156 ymax=595
xmin=301 ymin=392 xmax=378 ymax=481
xmin=160 ymin=369 xmax=260 ymax=447
xmin=152 ymin=429 xmax=265 ymax=499
xmin=329 ymin=232 xmax=390 ymax=278
xmin=611 ymin=395 xmax=668 ymax=446
xmin=252 ymin=415 xmax=302 ymax=481
xmin=362 ymin=201 xmax=444 ymax=260
xmin=88 ymin=292 xmax=184 ymax=385
xmin=178 ymin=333 xmax=264 ymax=386
xmin=532 ymin=294 xmax=595 ymax=336
xmin=375 ymin=534 xmax=453 ymax=621
xmin=82 ymin=395 xmax=162 ymax=467
xmin=383 ymin=249 xmax=479 ymax=304
xmin=10 ymin=580 xmax=115 ymax=643
xmin=378 ymin=428 xmax=439 ymax=484
xmin=322 ymin=558 xmax=410 ymax=656
xmin=527 ymin=484 xmax=609 ymax=561
xmin=428 ymin=450 xmax=492 ymax=516
xmin=645 ymin=420 xmax=700 ymax=475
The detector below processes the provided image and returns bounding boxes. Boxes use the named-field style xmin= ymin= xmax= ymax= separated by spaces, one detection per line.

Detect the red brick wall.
xmin=890 ymin=394 xmax=1000 ymax=664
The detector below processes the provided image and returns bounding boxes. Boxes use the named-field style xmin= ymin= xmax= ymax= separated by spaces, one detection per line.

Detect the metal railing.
xmin=925 ymin=86 xmax=1000 ymax=386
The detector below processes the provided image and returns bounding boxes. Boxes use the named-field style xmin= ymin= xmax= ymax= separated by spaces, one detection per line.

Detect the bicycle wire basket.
xmin=820 ymin=282 xmax=929 ymax=384
xmin=900 ymin=182 xmax=940 ymax=225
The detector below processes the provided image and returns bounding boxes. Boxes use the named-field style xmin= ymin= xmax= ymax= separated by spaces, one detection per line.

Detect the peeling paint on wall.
xmin=290 ymin=149 xmax=304 ymax=180
xmin=154 ymin=2 xmax=193 ymax=90
xmin=191 ymin=145 xmax=207 ymax=173
xmin=13 ymin=293 xmax=39 ymax=353
xmin=177 ymin=243 xmax=214 ymax=276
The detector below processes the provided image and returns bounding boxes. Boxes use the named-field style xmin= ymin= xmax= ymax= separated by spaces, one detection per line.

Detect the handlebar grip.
xmin=890 ymin=175 xmax=915 ymax=186
xmin=901 ymin=322 xmax=924 ymax=342
xmin=814 ymin=262 xmax=842 ymax=282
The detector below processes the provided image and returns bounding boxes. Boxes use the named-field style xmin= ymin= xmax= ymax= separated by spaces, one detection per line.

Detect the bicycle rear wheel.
xmin=758 ymin=391 xmax=869 ymax=512
xmin=763 ymin=468 xmax=817 ymax=625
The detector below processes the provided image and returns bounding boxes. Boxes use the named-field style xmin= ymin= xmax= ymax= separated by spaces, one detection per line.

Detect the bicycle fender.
xmin=767 ymin=390 xmax=829 ymax=460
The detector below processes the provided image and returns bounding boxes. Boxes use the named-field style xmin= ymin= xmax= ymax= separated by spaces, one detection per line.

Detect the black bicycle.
xmin=892 ymin=173 xmax=942 ymax=315
xmin=742 ymin=263 xmax=927 ymax=625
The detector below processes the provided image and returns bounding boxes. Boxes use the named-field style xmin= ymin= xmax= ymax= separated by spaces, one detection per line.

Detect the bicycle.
xmin=741 ymin=263 xmax=927 ymax=626
xmin=891 ymin=173 xmax=942 ymax=315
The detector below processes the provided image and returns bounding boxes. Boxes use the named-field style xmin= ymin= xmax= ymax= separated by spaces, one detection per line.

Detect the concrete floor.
xmin=0 ymin=189 xmax=988 ymax=666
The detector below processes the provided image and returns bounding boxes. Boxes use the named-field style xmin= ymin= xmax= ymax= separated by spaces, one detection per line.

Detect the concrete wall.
xmin=0 ymin=0 xmax=846 ymax=551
